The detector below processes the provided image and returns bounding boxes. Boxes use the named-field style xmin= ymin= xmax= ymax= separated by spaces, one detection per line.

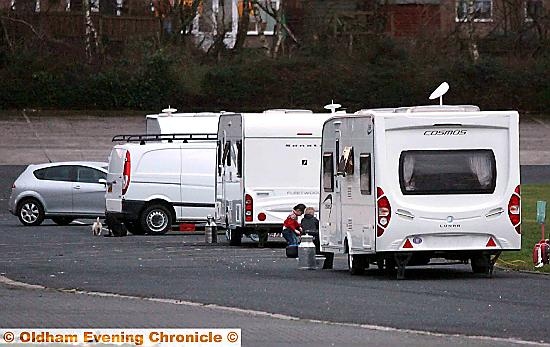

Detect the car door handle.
xmin=74 ymin=186 xmax=81 ymax=190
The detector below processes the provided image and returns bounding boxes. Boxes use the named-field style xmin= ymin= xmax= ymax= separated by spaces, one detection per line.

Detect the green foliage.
xmin=0 ymin=37 xmax=548 ymax=112
xmin=500 ymin=184 xmax=550 ymax=273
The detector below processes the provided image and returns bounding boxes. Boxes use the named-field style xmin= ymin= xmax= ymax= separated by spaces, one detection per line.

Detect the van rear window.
xmin=399 ymin=150 xmax=496 ymax=195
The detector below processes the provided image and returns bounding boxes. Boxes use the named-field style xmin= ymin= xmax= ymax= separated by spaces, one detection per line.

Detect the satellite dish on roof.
xmin=161 ymin=106 xmax=177 ymax=115
xmin=324 ymin=101 xmax=342 ymax=114
xmin=429 ymin=82 xmax=449 ymax=106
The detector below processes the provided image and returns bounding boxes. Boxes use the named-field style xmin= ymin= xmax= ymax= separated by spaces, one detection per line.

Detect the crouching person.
xmin=282 ymin=204 xmax=305 ymax=258
xmin=301 ymin=206 xmax=320 ymax=254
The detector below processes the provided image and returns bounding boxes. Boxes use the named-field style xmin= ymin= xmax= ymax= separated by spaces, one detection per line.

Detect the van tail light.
xmin=122 ymin=151 xmax=131 ymax=195
xmin=245 ymin=194 xmax=253 ymax=222
xmin=377 ymin=187 xmax=391 ymax=237
xmin=508 ymin=185 xmax=521 ymax=234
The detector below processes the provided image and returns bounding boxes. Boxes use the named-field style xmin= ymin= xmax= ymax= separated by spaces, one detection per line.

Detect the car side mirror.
xmin=98 ymin=178 xmax=107 ymax=186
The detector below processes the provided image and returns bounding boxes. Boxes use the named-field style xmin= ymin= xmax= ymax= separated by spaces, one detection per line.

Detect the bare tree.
xmin=83 ymin=0 xmax=99 ymax=62
xmin=251 ymin=0 xmax=298 ymax=56
xmin=234 ymin=0 xmax=250 ymax=50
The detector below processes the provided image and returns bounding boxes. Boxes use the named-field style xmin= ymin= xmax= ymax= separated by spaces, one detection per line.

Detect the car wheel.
xmin=17 ymin=198 xmax=45 ymax=226
xmin=140 ymin=204 xmax=172 ymax=235
xmin=125 ymin=222 xmax=145 ymax=235
xmin=51 ymin=217 xmax=74 ymax=226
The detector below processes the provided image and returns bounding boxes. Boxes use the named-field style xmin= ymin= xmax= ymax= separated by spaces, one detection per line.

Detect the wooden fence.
xmin=3 ymin=12 xmax=160 ymax=41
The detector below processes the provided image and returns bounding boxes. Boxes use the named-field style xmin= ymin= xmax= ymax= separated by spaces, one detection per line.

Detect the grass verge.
xmin=499 ymin=184 xmax=550 ymax=273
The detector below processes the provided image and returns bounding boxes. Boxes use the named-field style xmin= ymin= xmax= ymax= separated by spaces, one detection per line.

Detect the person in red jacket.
xmin=282 ymin=204 xmax=306 ymax=246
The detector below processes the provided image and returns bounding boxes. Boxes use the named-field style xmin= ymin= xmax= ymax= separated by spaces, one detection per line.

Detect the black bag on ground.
xmin=286 ymin=245 xmax=298 ymax=258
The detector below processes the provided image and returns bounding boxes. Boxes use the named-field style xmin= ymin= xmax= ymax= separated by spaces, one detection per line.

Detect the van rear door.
xmin=106 ymin=146 xmax=126 ymax=213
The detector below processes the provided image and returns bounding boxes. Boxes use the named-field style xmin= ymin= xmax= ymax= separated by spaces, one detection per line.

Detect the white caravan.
xmin=145 ymin=109 xmax=221 ymax=135
xmin=216 ymin=110 xmax=333 ymax=245
xmin=105 ymin=134 xmax=217 ymax=236
xmin=319 ymin=105 xmax=521 ymax=278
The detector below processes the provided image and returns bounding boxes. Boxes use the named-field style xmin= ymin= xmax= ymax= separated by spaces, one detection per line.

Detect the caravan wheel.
xmin=471 ymin=254 xmax=491 ymax=275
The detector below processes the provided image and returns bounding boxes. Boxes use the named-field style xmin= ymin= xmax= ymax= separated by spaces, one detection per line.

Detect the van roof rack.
xmin=112 ymin=133 xmax=217 ymax=144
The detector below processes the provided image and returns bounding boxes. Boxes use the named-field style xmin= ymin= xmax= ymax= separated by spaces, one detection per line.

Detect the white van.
xmin=215 ymin=110 xmax=333 ymax=245
xmin=319 ymin=105 xmax=521 ymax=278
xmin=105 ymin=134 xmax=217 ymax=236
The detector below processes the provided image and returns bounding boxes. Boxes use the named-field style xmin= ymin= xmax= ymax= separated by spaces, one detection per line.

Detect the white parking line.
xmin=0 ymin=275 xmax=546 ymax=346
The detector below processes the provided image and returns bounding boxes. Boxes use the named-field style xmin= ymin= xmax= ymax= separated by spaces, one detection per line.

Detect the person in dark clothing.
xmin=301 ymin=206 xmax=320 ymax=253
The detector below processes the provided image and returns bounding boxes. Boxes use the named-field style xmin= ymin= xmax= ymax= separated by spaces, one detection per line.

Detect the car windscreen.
xmin=399 ymin=149 xmax=496 ymax=195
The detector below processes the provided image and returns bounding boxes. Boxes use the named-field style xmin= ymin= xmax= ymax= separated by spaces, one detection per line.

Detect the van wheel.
xmin=140 ymin=205 xmax=172 ymax=235
xmin=471 ymin=254 xmax=491 ymax=275
xmin=51 ymin=217 xmax=74 ymax=226
xmin=348 ymin=253 xmax=367 ymax=275
xmin=125 ymin=222 xmax=145 ymax=235
xmin=228 ymin=228 xmax=242 ymax=246
xmin=17 ymin=198 xmax=45 ymax=226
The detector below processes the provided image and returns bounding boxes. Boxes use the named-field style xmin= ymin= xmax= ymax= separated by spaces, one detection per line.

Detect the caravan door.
xmin=320 ymin=120 xmax=344 ymax=250
xmin=215 ymin=139 xmax=225 ymax=224
xmin=338 ymin=117 xmax=376 ymax=253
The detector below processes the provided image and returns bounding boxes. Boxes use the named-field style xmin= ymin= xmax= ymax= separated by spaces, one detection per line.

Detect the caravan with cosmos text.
xmin=319 ymin=104 xmax=521 ymax=278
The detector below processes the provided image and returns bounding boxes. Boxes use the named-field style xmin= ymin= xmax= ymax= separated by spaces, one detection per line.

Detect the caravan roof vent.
xmin=355 ymin=108 xmax=396 ymax=115
xmin=393 ymin=105 xmax=480 ymax=113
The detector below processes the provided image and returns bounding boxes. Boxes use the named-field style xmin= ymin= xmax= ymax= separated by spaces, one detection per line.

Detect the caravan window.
xmin=323 ymin=152 xmax=334 ymax=192
xmin=217 ymin=140 xmax=222 ymax=176
xmin=223 ymin=141 xmax=231 ymax=166
xmin=399 ymin=149 xmax=496 ymax=195
xmin=359 ymin=153 xmax=371 ymax=195
xmin=236 ymin=140 xmax=242 ymax=178
xmin=338 ymin=146 xmax=354 ymax=176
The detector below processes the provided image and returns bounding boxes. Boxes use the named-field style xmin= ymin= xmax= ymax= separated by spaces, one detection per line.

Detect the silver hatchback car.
xmin=9 ymin=162 xmax=108 ymax=226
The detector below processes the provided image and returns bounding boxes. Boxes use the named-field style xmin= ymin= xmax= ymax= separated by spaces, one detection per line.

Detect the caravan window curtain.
xmin=399 ymin=149 xmax=496 ymax=195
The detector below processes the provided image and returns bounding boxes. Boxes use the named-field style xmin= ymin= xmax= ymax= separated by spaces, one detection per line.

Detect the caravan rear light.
xmin=258 ymin=212 xmax=266 ymax=221
xmin=245 ymin=194 xmax=253 ymax=222
xmin=122 ymin=151 xmax=131 ymax=195
xmin=508 ymin=185 xmax=521 ymax=234
xmin=376 ymin=187 xmax=392 ymax=237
